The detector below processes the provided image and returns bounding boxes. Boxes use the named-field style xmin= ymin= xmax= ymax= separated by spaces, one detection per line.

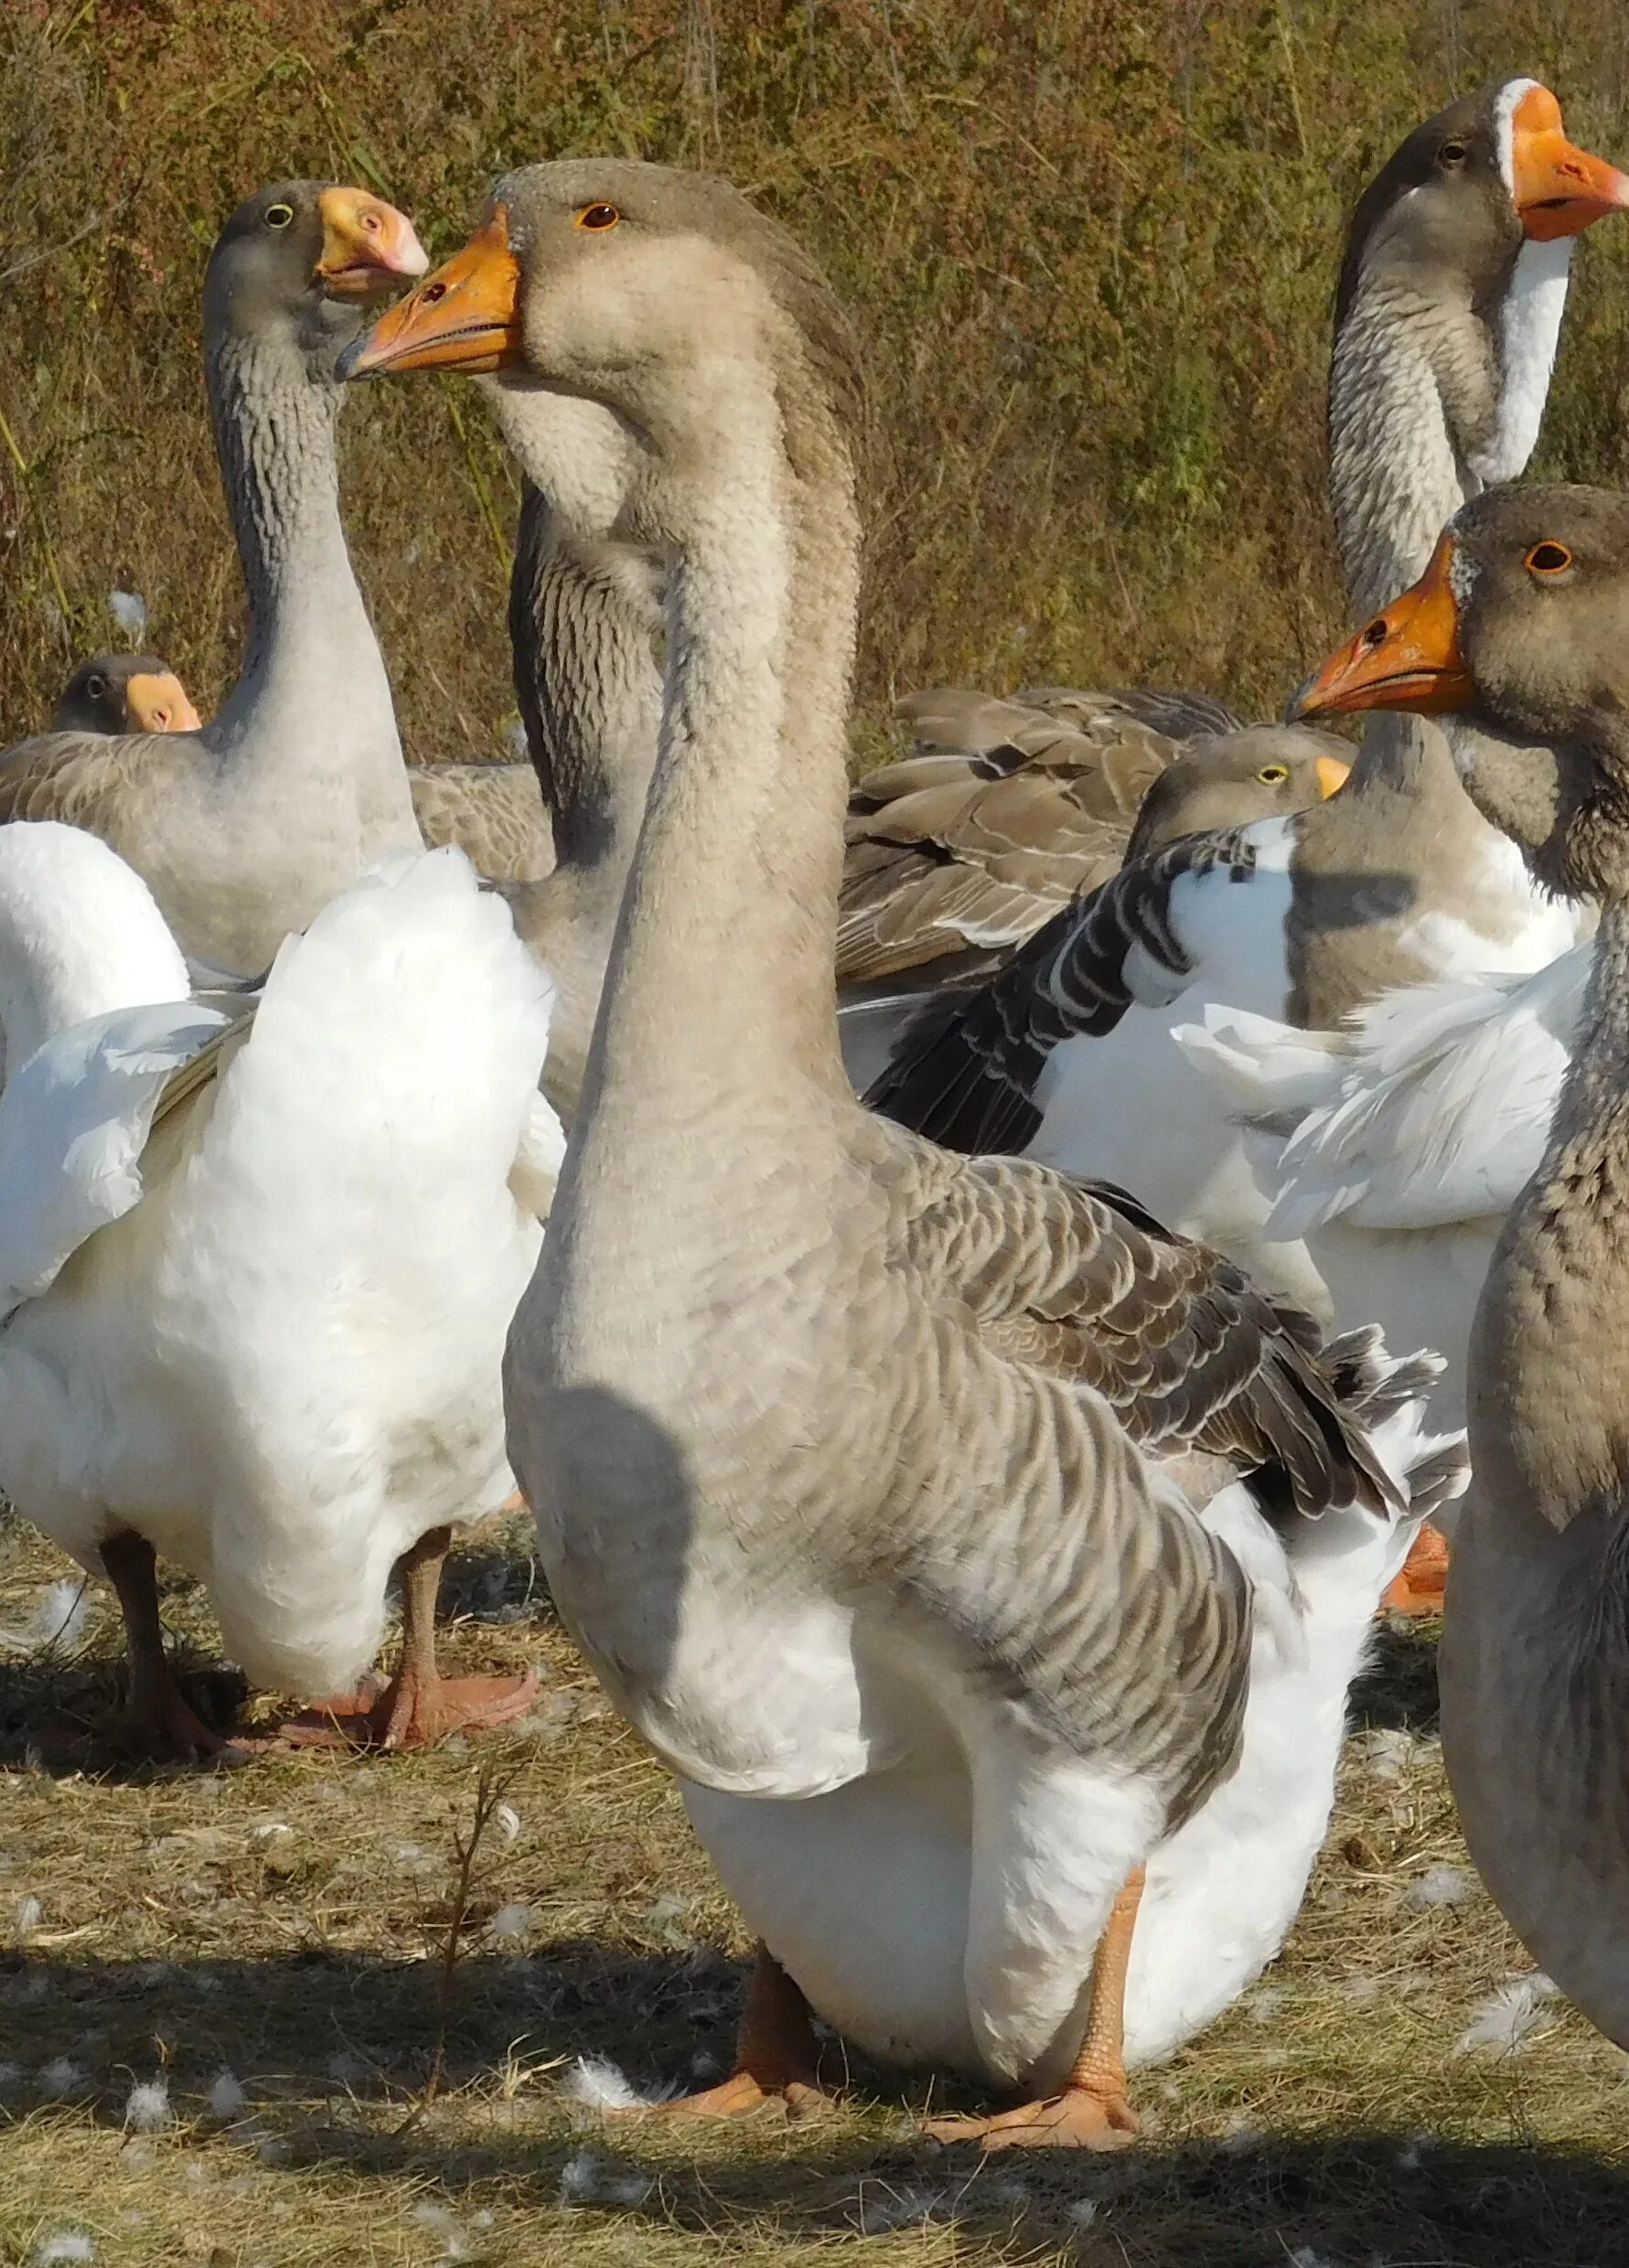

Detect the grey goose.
xmin=869 ymin=80 xmax=1624 ymax=1324
xmin=0 ymin=184 xmax=429 ymax=976
xmin=345 ymin=160 xmax=1466 ymax=2145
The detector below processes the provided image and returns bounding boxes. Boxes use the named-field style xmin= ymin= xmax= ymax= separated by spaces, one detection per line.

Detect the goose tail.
xmin=178 ymin=847 xmax=554 ymax=1695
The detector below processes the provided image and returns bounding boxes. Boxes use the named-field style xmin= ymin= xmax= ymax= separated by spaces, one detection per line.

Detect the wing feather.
xmin=409 ymin=760 xmax=552 ymax=885
xmin=868 ymin=828 xmax=1261 ymax=1152
xmin=897 ymin=1141 xmax=1401 ymax=1525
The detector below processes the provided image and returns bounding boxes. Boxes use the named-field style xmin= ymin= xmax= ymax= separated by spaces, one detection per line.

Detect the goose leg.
xmin=1381 ymin=1522 xmax=1450 ymax=1615
xmin=280 ymin=1526 xmax=537 ymax=1749
xmin=100 ymin=1530 xmax=237 ymax=1764
xmin=639 ymin=1942 xmax=828 ymax=2120
xmin=927 ymin=1867 xmax=1145 ymax=2151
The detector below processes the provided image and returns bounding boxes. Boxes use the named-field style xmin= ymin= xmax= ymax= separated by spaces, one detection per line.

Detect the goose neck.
xmin=203 ymin=328 xmax=401 ymax=762
xmin=574 ymin=358 xmax=858 ymax=1129
xmin=1474 ymin=887 xmax=1629 ymax=1545
xmin=1328 ymin=274 xmax=1494 ymax=623
xmin=1323 ymin=262 xmax=1569 ymax=908
xmin=509 ymin=497 xmax=660 ymax=878
xmin=1545 ymin=885 xmax=1629 ymax=1157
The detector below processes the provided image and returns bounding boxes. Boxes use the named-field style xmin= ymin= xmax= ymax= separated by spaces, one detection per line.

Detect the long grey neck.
xmin=1475 ymin=877 xmax=1629 ymax=1541
xmin=1291 ymin=252 xmax=1567 ymax=1010
xmin=573 ymin=360 xmax=858 ymax=1163
xmin=1329 ymin=275 xmax=1496 ymax=624
xmin=1327 ymin=265 xmax=1498 ymax=802
xmin=509 ymin=483 xmax=660 ymax=878
xmin=203 ymin=327 xmax=405 ymax=782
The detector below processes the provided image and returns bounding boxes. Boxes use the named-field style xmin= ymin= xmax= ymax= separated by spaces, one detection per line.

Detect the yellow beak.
xmin=316 ymin=187 xmax=430 ymax=300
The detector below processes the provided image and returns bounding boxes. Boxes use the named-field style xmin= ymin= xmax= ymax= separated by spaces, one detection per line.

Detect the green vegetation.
xmin=4 ymin=0 xmax=1629 ymax=758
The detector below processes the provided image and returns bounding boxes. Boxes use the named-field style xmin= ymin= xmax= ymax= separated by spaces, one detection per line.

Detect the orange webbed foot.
xmin=1382 ymin=1522 xmax=1450 ymax=1615
xmin=927 ymin=2082 xmax=1140 ymax=2152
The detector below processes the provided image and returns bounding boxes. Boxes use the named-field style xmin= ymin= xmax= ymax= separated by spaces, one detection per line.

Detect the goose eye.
xmin=574 ymin=202 xmax=622 ymax=232
xmin=1439 ymin=140 xmax=1468 ymax=166
xmin=264 ymin=202 xmax=295 ymax=230
xmin=1255 ymin=764 xmax=1290 ymax=786
xmin=1526 ymin=540 xmax=1573 ymax=576
xmin=86 ymin=675 xmax=105 ymax=699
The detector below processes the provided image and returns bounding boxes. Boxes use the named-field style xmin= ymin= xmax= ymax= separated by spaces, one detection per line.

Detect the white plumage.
xmin=683 ymin=1357 xmax=1463 ymax=2086
xmin=0 ymin=823 xmax=556 ymax=1724
xmin=1174 ymin=938 xmax=1588 ymax=1428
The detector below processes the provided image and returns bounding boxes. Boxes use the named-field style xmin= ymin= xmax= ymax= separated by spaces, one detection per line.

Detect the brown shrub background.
xmin=2 ymin=0 xmax=1628 ymax=760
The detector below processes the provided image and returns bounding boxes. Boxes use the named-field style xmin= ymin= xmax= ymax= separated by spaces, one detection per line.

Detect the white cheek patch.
xmin=1472 ymin=80 xmax=1570 ymax=488
xmin=1467 ymin=234 xmax=1571 ymax=487
xmin=1493 ymin=78 xmax=1541 ymax=198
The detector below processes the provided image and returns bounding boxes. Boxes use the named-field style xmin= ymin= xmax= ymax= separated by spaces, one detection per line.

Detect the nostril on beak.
xmin=1363 ymin=618 xmax=1388 ymax=647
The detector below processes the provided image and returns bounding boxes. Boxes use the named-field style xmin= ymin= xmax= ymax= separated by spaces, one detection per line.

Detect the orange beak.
xmin=1511 ymin=85 xmax=1629 ymax=241
xmin=1313 ymin=754 xmax=1350 ymax=798
xmin=125 ymin=670 xmax=202 ymax=733
xmin=339 ymin=210 xmax=521 ymax=379
xmin=1289 ymin=534 xmax=1475 ymax=722
xmin=316 ymin=187 xmax=430 ymax=300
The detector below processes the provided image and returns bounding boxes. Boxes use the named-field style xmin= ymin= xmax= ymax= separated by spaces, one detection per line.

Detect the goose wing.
xmin=409 ymin=759 xmax=553 ymax=885
xmin=1176 ymin=941 xmax=1588 ymax=1235
xmin=0 ymin=1000 xmax=239 ymax=1319
xmin=1016 ymin=684 xmax=1249 ymax=741
xmin=837 ymin=693 xmax=1177 ymax=988
xmin=898 ymin=1142 xmax=1403 ymax=1524
xmin=869 ymin=823 xmax=1265 ymax=1152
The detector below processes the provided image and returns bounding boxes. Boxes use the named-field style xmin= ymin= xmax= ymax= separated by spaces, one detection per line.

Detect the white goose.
xmin=346 ymin=160 xmax=1466 ymax=2143
xmin=0 ymin=823 xmax=559 ymax=1759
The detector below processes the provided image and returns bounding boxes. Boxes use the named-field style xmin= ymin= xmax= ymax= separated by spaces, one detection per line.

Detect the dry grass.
xmin=5 ymin=2 xmax=1629 ymax=762
xmin=0 ymin=1516 xmax=1626 ymax=2268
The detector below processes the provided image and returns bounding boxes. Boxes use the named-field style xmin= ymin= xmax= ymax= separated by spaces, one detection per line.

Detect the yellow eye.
xmin=574 ymin=202 xmax=622 ymax=232
xmin=264 ymin=201 xmax=295 ymax=230
xmin=1525 ymin=540 xmax=1572 ymax=576
xmin=1255 ymin=764 xmax=1290 ymax=786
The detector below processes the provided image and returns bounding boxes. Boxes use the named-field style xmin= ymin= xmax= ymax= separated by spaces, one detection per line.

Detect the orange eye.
xmin=574 ymin=202 xmax=621 ymax=231
xmin=1526 ymin=540 xmax=1572 ymax=576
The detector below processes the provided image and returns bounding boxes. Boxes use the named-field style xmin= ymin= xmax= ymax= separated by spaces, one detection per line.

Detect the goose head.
xmin=204 ymin=182 xmax=429 ymax=370
xmin=1329 ymin=82 xmax=1629 ymax=616
xmin=1338 ymin=80 xmax=1629 ymax=328
xmin=340 ymin=161 xmax=863 ymax=511
xmin=1291 ymin=485 xmax=1629 ymax=902
xmin=53 ymin=654 xmax=202 ymax=737
xmin=1124 ymin=730 xmax=1350 ymax=861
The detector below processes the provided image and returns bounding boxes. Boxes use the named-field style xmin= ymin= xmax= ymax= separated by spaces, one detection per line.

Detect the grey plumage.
xmin=0 ymin=183 xmax=425 ymax=977
xmin=342 ymin=159 xmax=1465 ymax=2102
